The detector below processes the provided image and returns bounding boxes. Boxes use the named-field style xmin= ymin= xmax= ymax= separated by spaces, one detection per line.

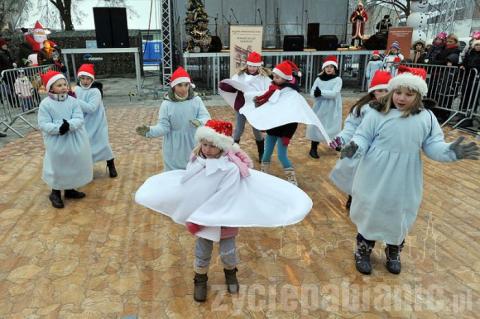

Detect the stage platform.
xmin=0 ymin=99 xmax=478 ymax=318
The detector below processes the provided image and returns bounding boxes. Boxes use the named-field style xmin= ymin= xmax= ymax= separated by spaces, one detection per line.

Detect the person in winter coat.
xmin=410 ymin=40 xmax=427 ymax=64
xmin=459 ymin=39 xmax=480 ymax=113
xmin=426 ymin=32 xmax=447 ymax=64
xmin=341 ymin=69 xmax=479 ymax=275
xmin=14 ymin=69 xmax=35 ymax=112
xmin=37 ymin=70 xmax=93 ymax=208
xmin=75 ymin=64 xmax=117 ymax=178
xmin=306 ymin=55 xmax=343 ymax=159
xmin=136 ymin=67 xmax=211 ymax=171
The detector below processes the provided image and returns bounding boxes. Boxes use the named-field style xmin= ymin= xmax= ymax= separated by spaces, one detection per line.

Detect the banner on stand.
xmin=229 ymin=25 xmax=263 ymax=76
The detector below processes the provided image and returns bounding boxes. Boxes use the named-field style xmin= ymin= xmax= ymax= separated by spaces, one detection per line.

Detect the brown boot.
xmin=284 ymin=168 xmax=298 ymax=186
xmin=260 ymin=162 xmax=270 ymax=174
xmin=193 ymin=273 xmax=208 ymax=302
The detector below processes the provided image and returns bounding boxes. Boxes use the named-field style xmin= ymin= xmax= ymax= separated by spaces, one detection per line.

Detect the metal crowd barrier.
xmin=183 ymin=50 xmax=374 ymax=94
xmin=0 ymin=64 xmax=61 ymax=137
xmin=404 ymin=63 xmax=479 ymax=130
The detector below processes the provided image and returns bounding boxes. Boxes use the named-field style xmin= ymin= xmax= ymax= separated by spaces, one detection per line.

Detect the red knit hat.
xmin=368 ymin=70 xmax=392 ymax=93
xmin=170 ymin=66 xmax=194 ymax=88
xmin=195 ymin=120 xmax=237 ymax=151
xmin=246 ymin=51 xmax=263 ymax=66
xmin=41 ymin=70 xmax=67 ymax=92
xmin=77 ymin=64 xmax=95 ymax=80
xmin=322 ymin=55 xmax=338 ymax=69
xmin=272 ymin=61 xmax=293 ymax=80
xmin=389 ymin=66 xmax=428 ymax=96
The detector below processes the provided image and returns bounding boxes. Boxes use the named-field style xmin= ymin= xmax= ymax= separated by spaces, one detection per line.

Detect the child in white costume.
xmin=136 ymin=67 xmax=211 ymax=171
xmin=306 ymin=55 xmax=343 ymax=159
xmin=37 ymin=70 xmax=93 ymax=209
xmin=329 ymin=70 xmax=391 ymax=210
xmin=135 ymin=119 xmax=313 ymax=302
xmin=341 ymin=68 xmax=479 ymax=275
xmin=75 ymin=63 xmax=117 ymax=178
xmin=239 ymin=60 xmax=330 ymax=185
xmin=218 ymin=51 xmax=271 ymax=162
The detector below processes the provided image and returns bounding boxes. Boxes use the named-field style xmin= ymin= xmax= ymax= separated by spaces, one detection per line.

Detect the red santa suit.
xmin=350 ymin=4 xmax=368 ymax=40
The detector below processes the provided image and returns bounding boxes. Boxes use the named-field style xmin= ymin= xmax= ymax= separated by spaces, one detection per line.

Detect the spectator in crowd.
xmin=410 ymin=40 xmax=427 ymax=64
xmin=426 ymin=32 xmax=447 ymax=64
xmin=459 ymin=38 xmax=480 ymax=117
xmin=0 ymin=38 xmax=17 ymax=137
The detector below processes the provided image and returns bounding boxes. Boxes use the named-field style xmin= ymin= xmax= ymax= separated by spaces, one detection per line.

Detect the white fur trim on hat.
xmin=77 ymin=71 xmax=94 ymax=80
xmin=272 ymin=68 xmax=293 ymax=81
xmin=322 ymin=61 xmax=338 ymax=69
xmin=246 ymin=61 xmax=263 ymax=67
xmin=170 ymin=76 xmax=194 ymax=88
xmin=46 ymin=73 xmax=67 ymax=92
xmin=368 ymin=83 xmax=389 ymax=93
xmin=388 ymin=73 xmax=428 ymax=96
xmin=195 ymin=126 xmax=238 ymax=151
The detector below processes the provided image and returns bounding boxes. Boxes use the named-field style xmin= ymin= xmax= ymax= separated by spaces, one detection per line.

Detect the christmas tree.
xmin=185 ymin=0 xmax=212 ymax=52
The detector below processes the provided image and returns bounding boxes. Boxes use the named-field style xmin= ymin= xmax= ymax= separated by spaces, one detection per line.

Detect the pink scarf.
xmin=225 ymin=149 xmax=253 ymax=178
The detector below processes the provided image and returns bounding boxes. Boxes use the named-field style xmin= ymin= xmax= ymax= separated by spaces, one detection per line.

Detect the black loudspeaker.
xmin=363 ymin=33 xmax=388 ymax=50
xmin=314 ymin=35 xmax=338 ymax=50
xmin=307 ymin=23 xmax=320 ymax=48
xmin=208 ymin=36 xmax=222 ymax=52
xmin=283 ymin=35 xmax=304 ymax=51
xmin=93 ymin=7 xmax=130 ymax=48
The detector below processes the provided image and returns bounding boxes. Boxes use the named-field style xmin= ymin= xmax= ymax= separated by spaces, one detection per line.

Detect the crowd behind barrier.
xmin=0 ymin=64 xmax=61 ymax=137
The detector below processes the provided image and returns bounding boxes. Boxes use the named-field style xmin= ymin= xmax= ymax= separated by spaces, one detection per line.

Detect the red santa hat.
xmin=195 ymin=120 xmax=239 ymax=151
xmin=372 ymin=50 xmax=380 ymax=57
xmin=246 ymin=51 xmax=263 ymax=66
xmin=322 ymin=55 xmax=338 ymax=69
xmin=273 ymin=61 xmax=293 ymax=81
xmin=77 ymin=64 xmax=95 ymax=80
xmin=41 ymin=70 xmax=67 ymax=92
xmin=33 ymin=21 xmax=50 ymax=35
xmin=170 ymin=66 xmax=195 ymax=88
xmin=368 ymin=70 xmax=392 ymax=93
xmin=389 ymin=66 xmax=428 ymax=96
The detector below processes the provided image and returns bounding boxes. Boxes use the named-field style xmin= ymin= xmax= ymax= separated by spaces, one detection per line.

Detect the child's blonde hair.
xmin=192 ymin=139 xmax=224 ymax=158
xmin=376 ymin=88 xmax=423 ymax=117
xmin=237 ymin=65 xmax=272 ymax=77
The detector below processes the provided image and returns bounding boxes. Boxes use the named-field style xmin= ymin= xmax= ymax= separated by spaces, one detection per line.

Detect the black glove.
xmin=59 ymin=119 xmax=70 ymax=135
xmin=340 ymin=141 xmax=359 ymax=159
xmin=314 ymin=87 xmax=321 ymax=98
xmin=21 ymin=27 xmax=28 ymax=33
xmin=449 ymin=136 xmax=479 ymax=160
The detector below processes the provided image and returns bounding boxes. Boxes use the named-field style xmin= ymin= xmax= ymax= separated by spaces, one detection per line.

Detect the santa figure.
xmin=23 ymin=21 xmax=56 ymax=53
xmin=350 ymin=1 xmax=368 ymax=47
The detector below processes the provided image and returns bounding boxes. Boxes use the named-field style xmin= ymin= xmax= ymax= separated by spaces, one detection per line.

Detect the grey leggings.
xmin=194 ymin=236 xmax=238 ymax=273
xmin=234 ymin=112 xmax=263 ymax=142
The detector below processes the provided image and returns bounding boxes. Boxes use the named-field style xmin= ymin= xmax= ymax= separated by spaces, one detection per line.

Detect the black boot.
xmin=309 ymin=141 xmax=319 ymax=159
xmin=49 ymin=189 xmax=64 ymax=208
xmin=193 ymin=273 xmax=208 ymax=302
xmin=346 ymin=195 xmax=352 ymax=210
xmin=224 ymin=268 xmax=239 ymax=294
xmin=0 ymin=132 xmax=6 ymax=137
xmin=106 ymin=159 xmax=118 ymax=178
xmin=354 ymin=234 xmax=375 ymax=275
xmin=385 ymin=243 xmax=403 ymax=274
xmin=255 ymin=140 xmax=264 ymax=163
xmin=64 ymin=189 xmax=86 ymax=199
